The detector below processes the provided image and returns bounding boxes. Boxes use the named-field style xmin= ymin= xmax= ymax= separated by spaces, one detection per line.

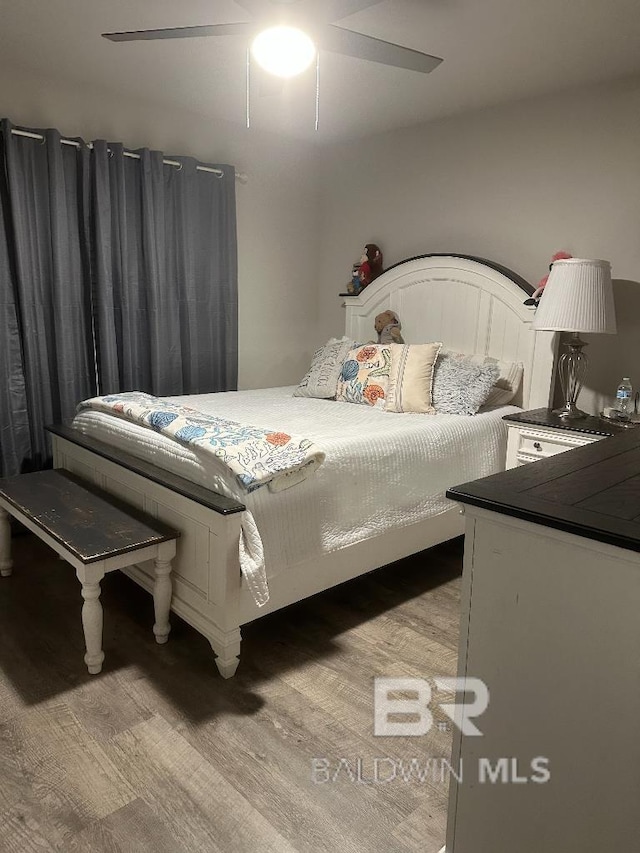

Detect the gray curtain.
xmin=0 ymin=119 xmax=96 ymax=473
xmin=91 ymin=141 xmax=238 ymax=396
xmin=0 ymin=122 xmax=237 ymax=478
xmin=0 ymin=131 xmax=31 ymax=476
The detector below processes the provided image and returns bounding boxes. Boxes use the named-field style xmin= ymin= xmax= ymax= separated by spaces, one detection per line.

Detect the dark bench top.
xmin=0 ymin=469 xmax=179 ymax=564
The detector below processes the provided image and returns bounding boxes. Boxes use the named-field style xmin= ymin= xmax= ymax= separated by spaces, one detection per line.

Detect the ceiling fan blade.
xmin=234 ymin=0 xmax=318 ymax=23
xmin=232 ymin=0 xmax=269 ymax=15
xmin=320 ymin=25 xmax=442 ymax=73
xmin=324 ymin=1 xmax=386 ymax=21
xmin=102 ymin=23 xmax=251 ymax=42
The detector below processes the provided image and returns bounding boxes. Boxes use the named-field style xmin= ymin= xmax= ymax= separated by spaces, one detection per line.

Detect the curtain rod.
xmin=9 ymin=128 xmax=248 ymax=183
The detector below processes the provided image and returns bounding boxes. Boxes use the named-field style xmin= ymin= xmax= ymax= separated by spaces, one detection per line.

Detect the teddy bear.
xmin=375 ymin=310 xmax=404 ymax=344
xmin=357 ymin=243 xmax=384 ymax=290
xmin=524 ymin=250 xmax=573 ymax=307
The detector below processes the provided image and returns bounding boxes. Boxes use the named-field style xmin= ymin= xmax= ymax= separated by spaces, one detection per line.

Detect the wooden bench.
xmin=0 ymin=469 xmax=179 ymax=674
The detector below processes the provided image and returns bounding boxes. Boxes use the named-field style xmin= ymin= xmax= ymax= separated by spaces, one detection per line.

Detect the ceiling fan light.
xmin=251 ymin=26 xmax=316 ymax=78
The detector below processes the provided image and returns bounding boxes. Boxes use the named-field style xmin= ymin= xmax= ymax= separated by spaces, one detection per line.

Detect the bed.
xmin=49 ymin=254 xmax=558 ymax=677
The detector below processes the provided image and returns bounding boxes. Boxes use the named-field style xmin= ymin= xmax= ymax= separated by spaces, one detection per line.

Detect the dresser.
xmin=504 ymin=407 xmax=629 ymax=469
xmin=443 ymin=430 xmax=640 ymax=853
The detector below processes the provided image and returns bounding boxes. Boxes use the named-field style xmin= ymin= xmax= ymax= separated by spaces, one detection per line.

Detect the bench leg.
xmin=0 ymin=507 xmax=13 ymax=578
xmin=76 ymin=566 xmax=106 ymax=675
xmin=153 ymin=555 xmax=173 ymax=645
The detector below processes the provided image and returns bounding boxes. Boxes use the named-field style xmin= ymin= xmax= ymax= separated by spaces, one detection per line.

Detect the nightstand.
xmin=504 ymin=407 xmax=631 ymax=469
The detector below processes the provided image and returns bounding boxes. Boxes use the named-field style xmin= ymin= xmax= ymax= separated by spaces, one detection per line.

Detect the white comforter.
xmin=72 ymin=387 xmax=518 ymax=604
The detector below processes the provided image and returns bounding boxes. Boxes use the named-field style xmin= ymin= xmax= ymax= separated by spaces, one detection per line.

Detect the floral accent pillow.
xmin=336 ymin=344 xmax=391 ymax=407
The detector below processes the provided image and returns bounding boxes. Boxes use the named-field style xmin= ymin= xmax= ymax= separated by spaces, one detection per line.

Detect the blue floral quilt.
xmin=77 ymin=392 xmax=325 ymax=493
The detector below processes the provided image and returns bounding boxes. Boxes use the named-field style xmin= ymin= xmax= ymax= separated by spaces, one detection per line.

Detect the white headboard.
xmin=344 ymin=254 xmax=557 ymax=409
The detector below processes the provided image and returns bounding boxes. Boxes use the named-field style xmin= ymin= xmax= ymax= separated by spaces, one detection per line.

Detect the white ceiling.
xmin=2 ymin=0 xmax=640 ymax=142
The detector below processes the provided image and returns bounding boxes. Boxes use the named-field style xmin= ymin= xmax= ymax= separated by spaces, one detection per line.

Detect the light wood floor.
xmin=0 ymin=532 xmax=463 ymax=853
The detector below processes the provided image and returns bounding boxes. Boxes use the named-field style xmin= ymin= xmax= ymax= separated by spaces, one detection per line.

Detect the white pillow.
xmin=442 ymin=349 xmax=523 ymax=406
xmin=293 ymin=338 xmax=355 ymax=399
xmin=432 ymin=353 xmax=500 ymax=415
xmin=385 ymin=343 xmax=442 ymax=414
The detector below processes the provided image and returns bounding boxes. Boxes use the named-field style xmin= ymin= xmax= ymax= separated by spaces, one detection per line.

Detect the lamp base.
xmin=552 ymin=402 xmax=588 ymax=420
xmin=556 ymin=333 xmax=589 ymax=421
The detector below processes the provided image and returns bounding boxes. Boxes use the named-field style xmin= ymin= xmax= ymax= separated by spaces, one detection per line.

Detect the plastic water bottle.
xmin=616 ymin=378 xmax=633 ymax=417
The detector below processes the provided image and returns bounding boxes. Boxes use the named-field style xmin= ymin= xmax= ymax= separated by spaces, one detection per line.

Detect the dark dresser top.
xmin=447 ymin=429 xmax=640 ymax=553
xmin=503 ymin=407 xmax=632 ymax=437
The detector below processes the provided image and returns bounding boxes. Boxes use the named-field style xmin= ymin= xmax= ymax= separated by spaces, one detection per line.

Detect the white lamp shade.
xmin=532 ymin=258 xmax=617 ymax=334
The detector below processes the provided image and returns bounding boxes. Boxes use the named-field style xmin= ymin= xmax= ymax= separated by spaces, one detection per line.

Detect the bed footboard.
xmin=50 ymin=430 xmax=466 ymax=678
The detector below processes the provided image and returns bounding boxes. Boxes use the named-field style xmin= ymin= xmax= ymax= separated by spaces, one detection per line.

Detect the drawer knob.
xmin=533 ymin=441 xmax=542 ymax=451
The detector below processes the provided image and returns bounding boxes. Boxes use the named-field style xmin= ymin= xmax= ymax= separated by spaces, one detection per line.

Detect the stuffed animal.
xmin=357 ymin=243 xmax=384 ymax=290
xmin=524 ymin=250 xmax=573 ymax=306
xmin=347 ymin=263 xmax=361 ymax=295
xmin=375 ymin=310 xmax=404 ymax=344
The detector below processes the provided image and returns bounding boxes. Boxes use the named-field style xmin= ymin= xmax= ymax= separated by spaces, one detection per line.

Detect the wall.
xmin=5 ymin=68 xmax=640 ymax=411
xmin=0 ymin=65 xmax=321 ymax=390
xmin=318 ymin=77 xmax=640 ymax=415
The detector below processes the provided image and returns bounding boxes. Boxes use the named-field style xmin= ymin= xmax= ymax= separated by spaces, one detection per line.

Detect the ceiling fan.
xmin=102 ymin=0 xmax=443 ymax=78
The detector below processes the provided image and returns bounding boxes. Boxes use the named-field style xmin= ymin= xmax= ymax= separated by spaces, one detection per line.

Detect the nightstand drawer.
xmin=515 ymin=452 xmax=543 ymax=466
xmin=504 ymin=409 xmax=621 ymax=471
xmin=518 ymin=430 xmax=593 ymax=458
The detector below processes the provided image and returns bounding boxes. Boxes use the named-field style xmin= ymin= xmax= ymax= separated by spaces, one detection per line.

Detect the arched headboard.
xmin=344 ymin=255 xmax=557 ymax=410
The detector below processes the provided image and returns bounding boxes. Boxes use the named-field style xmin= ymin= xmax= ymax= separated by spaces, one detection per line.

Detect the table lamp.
xmin=532 ymin=258 xmax=617 ymax=419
